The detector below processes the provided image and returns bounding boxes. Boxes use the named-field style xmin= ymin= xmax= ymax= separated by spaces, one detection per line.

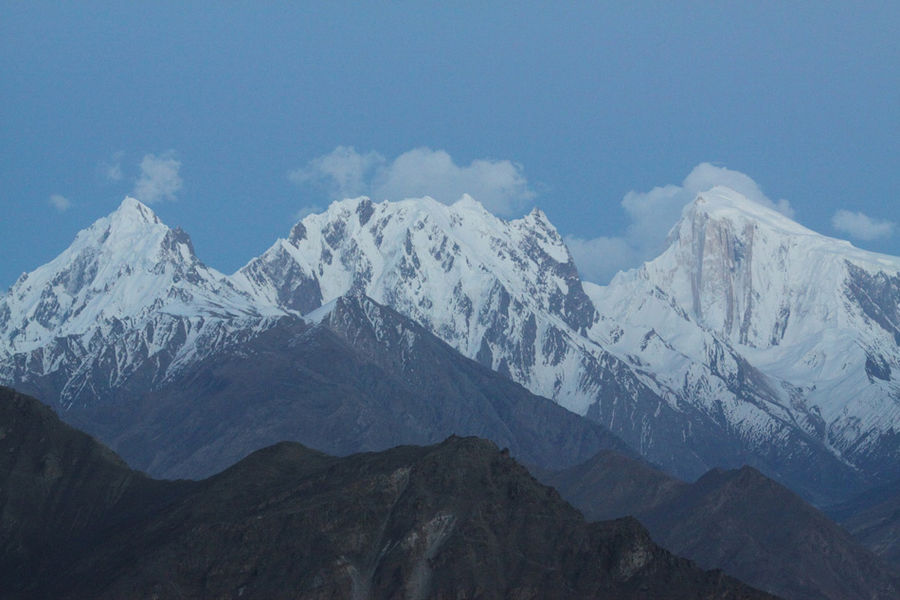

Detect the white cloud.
xmin=288 ymin=146 xmax=382 ymax=199
xmin=375 ymin=148 xmax=535 ymax=215
xmin=289 ymin=146 xmax=535 ymax=216
xmin=564 ymin=235 xmax=638 ymax=284
xmin=831 ymin=210 xmax=895 ymax=241
xmin=133 ymin=152 xmax=182 ymax=204
xmin=48 ymin=194 xmax=71 ymax=212
xmin=567 ymin=163 xmax=794 ymax=283
xmin=682 ymin=163 xmax=794 ymax=219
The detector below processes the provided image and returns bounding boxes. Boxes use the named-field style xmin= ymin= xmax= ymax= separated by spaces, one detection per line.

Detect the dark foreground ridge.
xmin=542 ymin=450 xmax=900 ymax=600
xmin=1 ymin=387 xmax=775 ymax=599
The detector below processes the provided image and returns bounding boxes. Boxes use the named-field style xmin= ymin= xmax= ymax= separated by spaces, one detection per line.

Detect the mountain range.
xmin=2 ymin=189 xmax=898 ymax=504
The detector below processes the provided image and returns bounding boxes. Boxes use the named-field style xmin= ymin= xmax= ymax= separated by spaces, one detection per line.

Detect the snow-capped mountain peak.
xmin=232 ymin=195 xmax=606 ymax=415
xmin=591 ymin=185 xmax=900 ymax=490
xmin=0 ymin=197 xmax=276 ymax=357
xmin=17 ymin=197 xmax=197 ymax=298
xmin=236 ymin=194 xmax=594 ymax=338
xmin=682 ymin=186 xmax=815 ymax=238
xmin=113 ymin=195 xmax=162 ymax=225
xmin=672 ymin=186 xmax=900 ymax=277
xmin=619 ymin=187 xmax=899 ymax=349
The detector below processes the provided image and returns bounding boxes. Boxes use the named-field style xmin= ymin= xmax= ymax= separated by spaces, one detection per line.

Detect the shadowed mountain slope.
xmin=830 ymin=479 xmax=900 ymax=571
xmin=0 ymin=387 xmax=194 ymax=597
xmin=542 ymin=451 xmax=900 ymax=600
xmin=1 ymin=387 xmax=774 ymax=600
xmin=65 ymin=294 xmax=633 ymax=480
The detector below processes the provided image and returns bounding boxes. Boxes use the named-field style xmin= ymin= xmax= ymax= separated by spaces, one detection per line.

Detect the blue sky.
xmin=2 ymin=3 xmax=898 ymax=286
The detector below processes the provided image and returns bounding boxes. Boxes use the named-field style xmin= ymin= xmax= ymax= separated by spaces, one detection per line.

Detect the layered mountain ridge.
xmin=1 ymin=189 xmax=898 ymax=502
xmin=542 ymin=450 xmax=900 ymax=600
xmin=1 ymin=387 xmax=776 ymax=600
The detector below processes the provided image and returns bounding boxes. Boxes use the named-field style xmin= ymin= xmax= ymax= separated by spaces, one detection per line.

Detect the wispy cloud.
xmin=48 ymin=194 xmax=71 ymax=212
xmin=100 ymin=151 xmax=124 ymax=182
xmin=133 ymin=152 xmax=182 ymax=204
xmin=289 ymin=146 xmax=382 ymax=200
xmin=566 ymin=163 xmax=793 ymax=283
xmin=564 ymin=236 xmax=638 ymax=284
xmin=831 ymin=210 xmax=895 ymax=241
xmin=289 ymin=146 xmax=535 ymax=216
xmin=293 ymin=204 xmax=324 ymax=222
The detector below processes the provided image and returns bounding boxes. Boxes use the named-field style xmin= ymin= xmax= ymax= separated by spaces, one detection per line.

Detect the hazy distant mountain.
xmin=1 ymin=387 xmax=775 ymax=600
xmin=830 ymin=478 xmax=900 ymax=571
xmin=539 ymin=449 xmax=684 ymax=521
xmin=543 ymin=451 xmax=900 ymax=600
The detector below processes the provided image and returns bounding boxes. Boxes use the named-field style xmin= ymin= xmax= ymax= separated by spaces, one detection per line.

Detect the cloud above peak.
xmin=289 ymin=146 xmax=535 ymax=216
xmin=567 ymin=163 xmax=793 ymax=284
xmin=100 ymin=151 xmax=124 ymax=182
xmin=831 ymin=210 xmax=895 ymax=241
xmin=681 ymin=163 xmax=794 ymax=219
xmin=289 ymin=146 xmax=381 ymax=200
xmin=133 ymin=152 xmax=182 ymax=204
xmin=48 ymin=193 xmax=71 ymax=212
